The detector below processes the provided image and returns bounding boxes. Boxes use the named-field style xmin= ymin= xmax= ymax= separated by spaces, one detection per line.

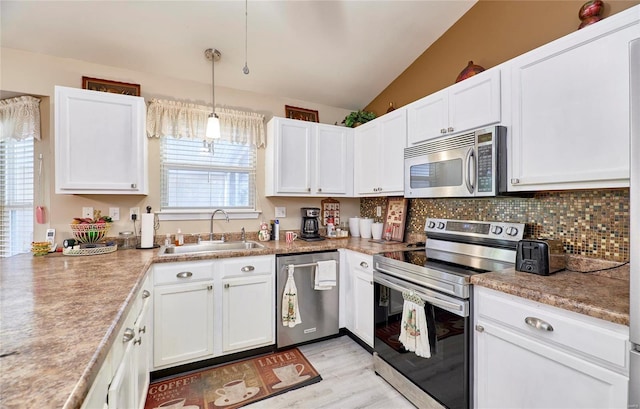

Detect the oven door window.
xmin=374 ymin=282 xmax=469 ymax=409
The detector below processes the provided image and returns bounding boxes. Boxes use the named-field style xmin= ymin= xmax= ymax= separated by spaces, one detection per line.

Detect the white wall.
xmin=1 ymin=47 xmax=360 ymax=243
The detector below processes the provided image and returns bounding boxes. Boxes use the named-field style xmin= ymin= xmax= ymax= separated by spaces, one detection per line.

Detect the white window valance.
xmin=146 ymin=99 xmax=265 ymax=147
xmin=0 ymin=96 xmax=41 ymax=141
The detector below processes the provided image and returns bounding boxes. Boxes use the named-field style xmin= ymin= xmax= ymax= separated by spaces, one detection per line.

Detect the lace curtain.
xmin=146 ymin=99 xmax=265 ymax=147
xmin=0 ymin=96 xmax=41 ymax=141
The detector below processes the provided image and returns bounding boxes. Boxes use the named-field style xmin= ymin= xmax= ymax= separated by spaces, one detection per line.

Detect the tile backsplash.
xmin=361 ymin=189 xmax=629 ymax=262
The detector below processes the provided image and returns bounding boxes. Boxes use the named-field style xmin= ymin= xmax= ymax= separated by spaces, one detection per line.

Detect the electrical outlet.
xmin=130 ymin=207 xmax=140 ymax=220
xmin=275 ymin=207 xmax=286 ymax=218
xmin=376 ymin=206 xmax=382 ymax=217
xmin=109 ymin=207 xmax=120 ymax=221
xmin=82 ymin=207 xmax=93 ymax=219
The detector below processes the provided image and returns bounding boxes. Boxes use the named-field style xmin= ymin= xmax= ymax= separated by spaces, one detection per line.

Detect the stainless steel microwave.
xmin=404 ymin=126 xmax=507 ymax=198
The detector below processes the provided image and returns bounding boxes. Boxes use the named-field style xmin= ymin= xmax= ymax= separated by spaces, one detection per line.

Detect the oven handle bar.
xmin=374 ymin=273 xmax=468 ymax=317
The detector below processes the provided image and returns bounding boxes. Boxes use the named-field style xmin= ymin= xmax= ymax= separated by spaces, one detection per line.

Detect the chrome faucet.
xmin=209 ymin=209 xmax=230 ymax=241
xmin=241 ymin=227 xmax=246 ymax=242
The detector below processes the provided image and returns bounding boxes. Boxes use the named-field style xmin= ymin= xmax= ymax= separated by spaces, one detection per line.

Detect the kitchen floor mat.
xmin=144 ymin=347 xmax=321 ymax=409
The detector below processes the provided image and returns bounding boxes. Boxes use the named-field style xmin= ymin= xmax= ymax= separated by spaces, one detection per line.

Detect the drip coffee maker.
xmin=300 ymin=207 xmax=324 ymax=241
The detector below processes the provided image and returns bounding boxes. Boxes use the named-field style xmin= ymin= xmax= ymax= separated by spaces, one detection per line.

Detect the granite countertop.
xmin=0 ymin=238 xmax=409 ymax=409
xmin=470 ymin=257 xmax=630 ymax=326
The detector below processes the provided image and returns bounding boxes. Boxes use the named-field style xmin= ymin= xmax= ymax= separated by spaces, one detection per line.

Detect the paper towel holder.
xmin=137 ymin=206 xmax=160 ymax=250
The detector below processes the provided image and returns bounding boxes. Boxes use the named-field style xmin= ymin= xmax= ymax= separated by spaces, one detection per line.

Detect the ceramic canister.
xmin=371 ymin=222 xmax=384 ymax=240
xmin=349 ymin=217 xmax=361 ymax=237
xmin=359 ymin=218 xmax=373 ymax=239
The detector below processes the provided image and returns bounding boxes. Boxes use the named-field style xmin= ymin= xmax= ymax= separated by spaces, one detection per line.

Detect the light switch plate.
xmin=82 ymin=207 xmax=93 ymax=219
xmin=109 ymin=207 xmax=120 ymax=221
xmin=275 ymin=207 xmax=286 ymax=218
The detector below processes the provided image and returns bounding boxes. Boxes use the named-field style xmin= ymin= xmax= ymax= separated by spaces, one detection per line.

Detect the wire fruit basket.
xmin=70 ymin=223 xmax=112 ymax=243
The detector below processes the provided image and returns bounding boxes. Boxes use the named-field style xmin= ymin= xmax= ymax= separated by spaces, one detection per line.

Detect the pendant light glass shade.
xmin=206 ymin=113 xmax=221 ymax=139
xmin=205 ymin=48 xmax=221 ymax=139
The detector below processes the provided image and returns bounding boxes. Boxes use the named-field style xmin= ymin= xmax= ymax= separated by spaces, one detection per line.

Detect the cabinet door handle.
xmin=142 ymin=290 xmax=150 ymax=299
xmin=139 ymin=326 xmax=146 ymax=334
xmin=241 ymin=265 xmax=255 ymax=272
xmin=511 ymin=178 xmax=520 ymax=184
xmin=525 ymin=316 xmax=554 ymax=332
xmin=224 ymin=283 xmax=230 ymax=289
xmin=307 ymin=187 xmax=311 ymax=192
xmin=134 ymin=337 xmax=142 ymax=346
xmin=360 ymin=261 xmax=369 ymax=269
xmin=448 ymin=127 xmax=454 ymax=133
xmin=440 ymin=128 xmax=446 ymax=134
xmin=208 ymin=285 xmax=213 ymax=291
xmin=123 ymin=328 xmax=135 ymax=343
xmin=177 ymin=271 xmax=193 ymax=279
xmin=131 ymin=183 xmax=137 ymax=189
xmin=475 ymin=325 xmax=485 ymax=333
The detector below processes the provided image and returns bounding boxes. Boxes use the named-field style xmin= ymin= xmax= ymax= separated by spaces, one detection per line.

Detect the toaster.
xmin=515 ymin=239 xmax=566 ymax=276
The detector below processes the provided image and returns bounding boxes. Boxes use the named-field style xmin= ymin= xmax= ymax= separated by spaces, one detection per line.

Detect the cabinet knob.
xmin=317 ymin=188 xmax=322 ymax=193
xmin=123 ymin=328 xmax=135 ymax=343
xmin=360 ymin=261 xmax=369 ymax=269
xmin=307 ymin=187 xmax=311 ymax=192
xmin=177 ymin=271 xmax=193 ymax=279
xmin=241 ymin=265 xmax=255 ymax=272
xmin=524 ymin=316 xmax=554 ymax=332
xmin=511 ymin=178 xmax=520 ymax=184
xmin=448 ymin=127 xmax=454 ymax=132
xmin=475 ymin=325 xmax=485 ymax=333
xmin=142 ymin=290 xmax=150 ymax=299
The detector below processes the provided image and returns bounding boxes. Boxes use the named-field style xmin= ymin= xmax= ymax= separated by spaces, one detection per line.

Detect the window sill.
xmin=157 ymin=209 xmax=262 ymax=221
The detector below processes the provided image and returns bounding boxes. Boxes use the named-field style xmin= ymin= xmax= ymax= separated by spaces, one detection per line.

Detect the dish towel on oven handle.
xmin=282 ymin=264 xmax=302 ymax=328
xmin=399 ymin=290 xmax=431 ymax=358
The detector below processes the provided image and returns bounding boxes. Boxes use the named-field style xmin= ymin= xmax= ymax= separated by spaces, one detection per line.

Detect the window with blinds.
xmin=161 ymin=136 xmax=256 ymax=211
xmin=0 ymin=137 xmax=34 ymax=257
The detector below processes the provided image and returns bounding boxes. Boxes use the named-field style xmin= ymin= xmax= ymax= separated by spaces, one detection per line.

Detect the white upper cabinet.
xmin=353 ymin=108 xmax=407 ymax=196
xmin=508 ymin=8 xmax=639 ymax=192
xmin=54 ymin=86 xmax=148 ymax=195
xmin=407 ymin=68 xmax=501 ymax=145
xmin=265 ymin=117 xmax=353 ymax=196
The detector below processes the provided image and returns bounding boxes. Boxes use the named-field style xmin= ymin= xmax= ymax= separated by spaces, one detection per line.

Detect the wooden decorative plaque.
xmin=321 ymin=198 xmax=340 ymax=226
xmin=382 ymin=197 xmax=408 ymax=242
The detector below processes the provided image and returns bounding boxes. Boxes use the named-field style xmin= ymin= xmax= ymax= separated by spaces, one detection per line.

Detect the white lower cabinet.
xmin=220 ymin=255 xmax=275 ymax=353
xmin=82 ymin=273 xmax=152 ymax=409
xmin=474 ymin=286 xmax=629 ymax=409
xmin=152 ymin=256 xmax=275 ymax=370
xmin=152 ymin=260 xmax=215 ymax=369
xmin=344 ymin=250 xmax=374 ymax=347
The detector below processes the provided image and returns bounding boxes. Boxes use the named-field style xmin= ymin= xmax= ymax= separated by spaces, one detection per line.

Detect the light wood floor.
xmin=245 ymin=335 xmax=415 ymax=409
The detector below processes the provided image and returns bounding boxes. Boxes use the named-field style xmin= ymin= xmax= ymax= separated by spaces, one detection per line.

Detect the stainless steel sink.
xmin=160 ymin=240 xmax=264 ymax=255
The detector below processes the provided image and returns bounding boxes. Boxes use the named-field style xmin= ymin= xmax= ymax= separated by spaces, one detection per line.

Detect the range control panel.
xmin=424 ymin=218 xmax=524 ymax=242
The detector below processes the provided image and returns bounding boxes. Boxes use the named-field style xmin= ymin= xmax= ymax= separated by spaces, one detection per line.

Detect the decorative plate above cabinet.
xmin=54 ymin=86 xmax=148 ymax=195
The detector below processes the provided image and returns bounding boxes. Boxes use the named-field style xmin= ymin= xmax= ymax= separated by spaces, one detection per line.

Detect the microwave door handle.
xmin=465 ymin=147 xmax=475 ymax=194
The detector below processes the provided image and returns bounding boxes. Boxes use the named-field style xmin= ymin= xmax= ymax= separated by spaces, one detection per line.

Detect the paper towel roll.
xmin=140 ymin=213 xmax=154 ymax=248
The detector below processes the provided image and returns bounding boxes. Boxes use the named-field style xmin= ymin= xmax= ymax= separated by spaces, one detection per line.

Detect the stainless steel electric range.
xmin=372 ymin=218 xmax=524 ymax=409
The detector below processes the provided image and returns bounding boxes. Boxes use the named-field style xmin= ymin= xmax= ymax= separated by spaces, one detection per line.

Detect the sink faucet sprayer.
xmin=210 ymin=209 xmax=230 ymax=241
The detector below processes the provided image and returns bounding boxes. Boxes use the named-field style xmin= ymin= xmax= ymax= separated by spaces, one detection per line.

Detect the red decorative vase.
xmin=578 ymin=0 xmax=604 ymax=29
xmin=455 ymin=61 xmax=485 ymax=83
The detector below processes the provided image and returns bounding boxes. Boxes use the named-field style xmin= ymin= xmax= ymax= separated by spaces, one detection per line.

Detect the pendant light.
xmin=242 ymin=0 xmax=250 ymax=75
xmin=205 ymin=48 xmax=221 ymax=139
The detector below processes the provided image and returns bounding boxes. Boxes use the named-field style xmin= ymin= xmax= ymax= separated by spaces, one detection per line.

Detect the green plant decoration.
xmin=342 ymin=110 xmax=377 ymax=128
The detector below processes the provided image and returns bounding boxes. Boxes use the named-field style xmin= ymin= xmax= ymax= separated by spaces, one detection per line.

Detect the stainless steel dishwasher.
xmin=276 ymin=251 xmax=339 ymax=348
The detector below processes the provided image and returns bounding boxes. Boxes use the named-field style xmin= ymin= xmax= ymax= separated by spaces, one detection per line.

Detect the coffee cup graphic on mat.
xmin=272 ymin=363 xmax=305 ymax=385
xmin=216 ymin=379 xmax=248 ymax=401
xmin=156 ymin=398 xmax=185 ymax=409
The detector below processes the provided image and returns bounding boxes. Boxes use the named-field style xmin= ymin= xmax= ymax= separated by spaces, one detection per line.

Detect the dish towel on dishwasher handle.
xmin=314 ymin=260 xmax=337 ymax=290
xmin=399 ymin=290 xmax=431 ymax=358
xmin=282 ymin=264 xmax=301 ymax=328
